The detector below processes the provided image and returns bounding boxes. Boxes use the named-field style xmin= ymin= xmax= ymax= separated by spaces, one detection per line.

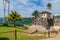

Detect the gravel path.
xmin=42 ymin=32 xmax=60 ymax=40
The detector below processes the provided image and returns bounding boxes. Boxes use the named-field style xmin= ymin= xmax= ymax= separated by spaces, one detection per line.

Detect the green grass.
xmin=25 ymin=23 xmax=32 ymax=26
xmin=17 ymin=32 xmax=42 ymax=40
xmin=0 ymin=32 xmax=42 ymax=40
xmin=0 ymin=25 xmax=44 ymax=40
xmin=0 ymin=26 xmax=25 ymax=33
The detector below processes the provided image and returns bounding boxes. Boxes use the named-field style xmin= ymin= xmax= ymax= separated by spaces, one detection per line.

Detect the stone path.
xmin=42 ymin=32 xmax=60 ymax=40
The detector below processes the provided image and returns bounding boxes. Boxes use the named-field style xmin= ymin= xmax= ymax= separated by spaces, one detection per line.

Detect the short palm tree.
xmin=32 ymin=10 xmax=39 ymax=17
xmin=32 ymin=10 xmax=39 ymax=25
xmin=7 ymin=10 xmax=23 ymax=26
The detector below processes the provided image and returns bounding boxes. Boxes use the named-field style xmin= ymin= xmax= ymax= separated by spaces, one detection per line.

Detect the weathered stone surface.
xmin=26 ymin=11 xmax=60 ymax=33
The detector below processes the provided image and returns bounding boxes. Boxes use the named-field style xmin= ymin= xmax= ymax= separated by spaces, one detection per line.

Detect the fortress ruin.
xmin=26 ymin=11 xmax=60 ymax=34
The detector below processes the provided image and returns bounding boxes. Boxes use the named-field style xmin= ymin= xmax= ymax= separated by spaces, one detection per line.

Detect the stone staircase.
xmin=25 ymin=25 xmax=46 ymax=34
xmin=25 ymin=25 xmax=37 ymax=34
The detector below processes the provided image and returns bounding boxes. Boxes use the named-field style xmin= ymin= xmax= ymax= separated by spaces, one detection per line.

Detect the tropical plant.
xmin=47 ymin=3 xmax=52 ymax=38
xmin=3 ymin=0 xmax=6 ymax=24
xmin=7 ymin=10 xmax=23 ymax=26
xmin=32 ymin=10 xmax=39 ymax=17
xmin=32 ymin=10 xmax=39 ymax=25
xmin=47 ymin=3 xmax=52 ymax=10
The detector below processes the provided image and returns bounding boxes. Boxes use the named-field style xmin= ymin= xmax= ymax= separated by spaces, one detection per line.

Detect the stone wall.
xmin=32 ymin=14 xmax=49 ymax=29
xmin=54 ymin=21 xmax=60 ymax=26
xmin=32 ymin=14 xmax=53 ymax=30
xmin=54 ymin=16 xmax=60 ymax=26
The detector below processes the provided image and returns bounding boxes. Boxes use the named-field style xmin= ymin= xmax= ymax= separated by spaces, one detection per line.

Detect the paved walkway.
xmin=42 ymin=32 xmax=60 ymax=40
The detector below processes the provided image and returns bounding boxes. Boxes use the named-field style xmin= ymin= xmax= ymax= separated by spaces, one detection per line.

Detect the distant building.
xmin=54 ymin=15 xmax=60 ymax=26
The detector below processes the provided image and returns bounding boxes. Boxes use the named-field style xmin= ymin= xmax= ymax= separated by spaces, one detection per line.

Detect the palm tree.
xmin=47 ymin=3 xmax=52 ymax=10
xmin=5 ymin=0 xmax=10 ymax=25
xmin=32 ymin=10 xmax=39 ymax=17
xmin=32 ymin=10 xmax=39 ymax=25
xmin=7 ymin=0 xmax=10 ymax=25
xmin=47 ymin=3 xmax=52 ymax=38
xmin=8 ymin=0 xmax=10 ymax=15
xmin=7 ymin=10 xmax=23 ymax=26
xmin=3 ymin=0 xmax=6 ymax=25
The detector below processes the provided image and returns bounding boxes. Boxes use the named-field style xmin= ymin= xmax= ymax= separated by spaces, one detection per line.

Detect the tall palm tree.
xmin=7 ymin=10 xmax=23 ymax=26
xmin=5 ymin=0 xmax=10 ymax=25
xmin=3 ymin=0 xmax=6 ymax=24
xmin=7 ymin=0 xmax=10 ymax=25
xmin=47 ymin=3 xmax=52 ymax=38
xmin=32 ymin=10 xmax=39 ymax=17
xmin=8 ymin=0 xmax=10 ymax=15
xmin=47 ymin=3 xmax=52 ymax=10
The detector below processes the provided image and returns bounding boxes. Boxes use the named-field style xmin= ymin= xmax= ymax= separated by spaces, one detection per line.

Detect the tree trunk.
xmin=8 ymin=0 xmax=10 ymax=25
xmin=3 ymin=0 xmax=6 ymax=24
xmin=14 ymin=21 xmax=16 ymax=26
xmin=48 ymin=30 xmax=50 ymax=38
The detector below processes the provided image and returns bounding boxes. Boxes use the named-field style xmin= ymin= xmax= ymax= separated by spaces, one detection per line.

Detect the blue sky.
xmin=0 ymin=0 xmax=60 ymax=18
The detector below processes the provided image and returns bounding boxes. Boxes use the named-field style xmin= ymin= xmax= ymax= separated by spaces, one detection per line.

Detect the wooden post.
xmin=14 ymin=30 xmax=17 ymax=40
xmin=44 ymin=32 xmax=46 ymax=37
xmin=48 ymin=30 xmax=50 ymax=38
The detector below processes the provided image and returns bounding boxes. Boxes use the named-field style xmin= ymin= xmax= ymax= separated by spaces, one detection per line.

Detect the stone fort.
xmin=26 ymin=11 xmax=60 ymax=34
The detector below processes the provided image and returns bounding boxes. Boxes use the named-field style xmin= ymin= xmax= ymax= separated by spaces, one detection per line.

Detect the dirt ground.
xmin=42 ymin=32 xmax=60 ymax=40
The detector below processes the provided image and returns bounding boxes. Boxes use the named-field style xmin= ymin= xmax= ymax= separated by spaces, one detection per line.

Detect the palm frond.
xmin=7 ymin=10 xmax=23 ymax=21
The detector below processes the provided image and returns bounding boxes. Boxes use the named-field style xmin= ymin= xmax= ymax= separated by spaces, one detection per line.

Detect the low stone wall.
xmin=53 ymin=26 xmax=60 ymax=30
xmin=54 ymin=21 xmax=60 ymax=26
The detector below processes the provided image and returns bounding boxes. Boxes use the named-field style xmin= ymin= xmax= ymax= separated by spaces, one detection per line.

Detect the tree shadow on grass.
xmin=0 ymin=37 xmax=9 ymax=40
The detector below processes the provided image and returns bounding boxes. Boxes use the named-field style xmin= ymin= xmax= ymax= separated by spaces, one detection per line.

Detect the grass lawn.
xmin=0 ymin=25 xmax=44 ymax=40
xmin=25 ymin=23 xmax=32 ymax=26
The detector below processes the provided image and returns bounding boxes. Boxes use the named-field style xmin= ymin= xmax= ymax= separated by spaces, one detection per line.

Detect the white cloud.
xmin=0 ymin=0 xmax=60 ymax=17
xmin=9 ymin=0 xmax=60 ymax=17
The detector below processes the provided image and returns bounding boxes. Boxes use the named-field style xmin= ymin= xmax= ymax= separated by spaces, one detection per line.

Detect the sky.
xmin=0 ymin=0 xmax=60 ymax=18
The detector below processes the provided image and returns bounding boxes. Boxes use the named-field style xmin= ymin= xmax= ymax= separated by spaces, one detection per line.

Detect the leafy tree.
xmin=32 ymin=10 xmax=39 ymax=17
xmin=7 ymin=10 xmax=23 ymax=26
